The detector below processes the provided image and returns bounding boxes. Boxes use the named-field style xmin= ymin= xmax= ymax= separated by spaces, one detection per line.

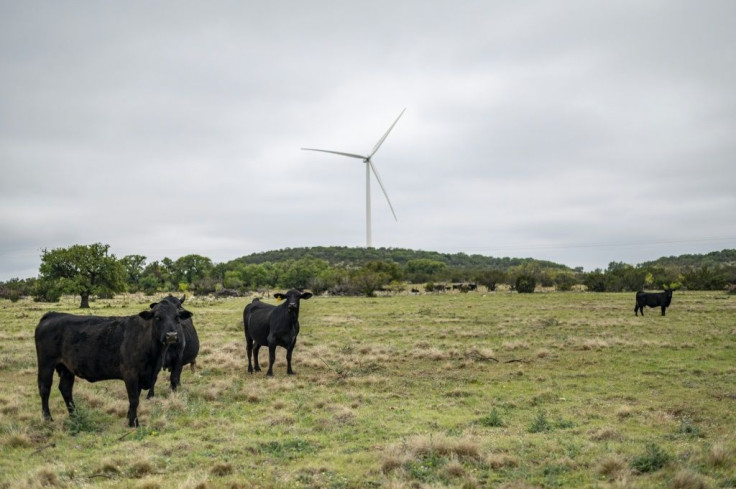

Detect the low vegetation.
xmin=2 ymin=247 xmax=736 ymax=302
xmin=0 ymin=290 xmax=735 ymax=488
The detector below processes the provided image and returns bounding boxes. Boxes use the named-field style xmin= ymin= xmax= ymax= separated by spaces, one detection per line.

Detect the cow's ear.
xmin=301 ymin=292 xmax=313 ymax=300
xmin=149 ymin=302 xmax=158 ymax=309
xmin=139 ymin=310 xmax=155 ymax=320
xmin=178 ymin=310 xmax=193 ymax=320
xmin=274 ymin=293 xmax=286 ymax=301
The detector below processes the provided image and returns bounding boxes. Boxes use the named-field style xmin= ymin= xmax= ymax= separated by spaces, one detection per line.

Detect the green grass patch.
xmin=1 ymin=291 xmax=735 ymax=487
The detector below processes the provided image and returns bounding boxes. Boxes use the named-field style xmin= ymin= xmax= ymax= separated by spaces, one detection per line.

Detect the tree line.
xmin=1 ymin=244 xmax=734 ymax=307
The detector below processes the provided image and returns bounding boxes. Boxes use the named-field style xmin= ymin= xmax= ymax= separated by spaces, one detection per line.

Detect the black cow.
xmin=34 ymin=300 xmax=191 ymax=427
xmin=147 ymin=295 xmax=199 ymax=399
xmin=243 ymin=289 xmax=312 ymax=376
xmin=634 ymin=289 xmax=674 ymax=316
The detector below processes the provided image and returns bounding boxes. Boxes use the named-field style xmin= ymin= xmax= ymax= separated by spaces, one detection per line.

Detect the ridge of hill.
xmin=226 ymin=246 xmax=574 ymax=271
xmin=638 ymin=249 xmax=736 ymax=268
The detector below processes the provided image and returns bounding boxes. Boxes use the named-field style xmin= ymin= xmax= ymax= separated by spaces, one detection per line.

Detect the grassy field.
xmin=0 ymin=290 xmax=735 ymax=488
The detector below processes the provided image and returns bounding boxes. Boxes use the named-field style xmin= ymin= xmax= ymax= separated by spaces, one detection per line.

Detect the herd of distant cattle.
xmin=33 ymin=288 xmax=673 ymax=427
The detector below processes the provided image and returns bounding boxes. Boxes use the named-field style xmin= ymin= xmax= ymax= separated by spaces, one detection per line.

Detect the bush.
xmin=33 ymin=279 xmax=62 ymax=303
xmin=516 ymin=275 xmax=536 ymax=294
xmin=631 ymin=443 xmax=670 ymax=473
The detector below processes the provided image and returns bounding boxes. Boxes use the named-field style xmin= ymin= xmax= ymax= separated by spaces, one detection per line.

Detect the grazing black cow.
xmin=243 ymin=289 xmax=312 ymax=376
xmin=147 ymin=295 xmax=199 ymax=399
xmin=34 ymin=300 xmax=191 ymax=427
xmin=634 ymin=289 xmax=674 ymax=316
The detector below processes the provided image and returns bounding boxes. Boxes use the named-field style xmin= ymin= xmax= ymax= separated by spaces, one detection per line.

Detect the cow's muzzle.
xmin=164 ymin=332 xmax=178 ymax=345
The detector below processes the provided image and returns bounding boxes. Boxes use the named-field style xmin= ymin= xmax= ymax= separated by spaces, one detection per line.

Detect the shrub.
xmin=631 ymin=443 xmax=670 ymax=473
xmin=528 ymin=410 xmax=552 ymax=433
xmin=516 ymin=275 xmax=536 ymax=294
xmin=479 ymin=408 xmax=504 ymax=427
xmin=32 ymin=279 xmax=62 ymax=303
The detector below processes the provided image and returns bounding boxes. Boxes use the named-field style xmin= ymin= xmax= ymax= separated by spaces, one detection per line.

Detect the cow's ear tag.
xmin=276 ymin=297 xmax=283 ymax=302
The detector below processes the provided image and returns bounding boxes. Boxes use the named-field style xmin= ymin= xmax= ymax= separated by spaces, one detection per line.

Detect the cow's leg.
xmin=56 ymin=365 xmax=76 ymax=414
xmin=246 ymin=336 xmax=255 ymax=373
xmin=286 ymin=338 xmax=297 ymax=375
xmin=37 ymin=364 xmax=55 ymax=421
xmin=634 ymin=304 xmax=639 ymax=316
xmin=267 ymin=343 xmax=276 ymax=377
xmin=253 ymin=344 xmax=262 ymax=372
xmin=170 ymin=362 xmax=184 ymax=391
xmin=124 ymin=378 xmax=141 ymax=427
xmin=661 ymin=306 xmax=666 ymax=316
xmin=286 ymin=347 xmax=295 ymax=375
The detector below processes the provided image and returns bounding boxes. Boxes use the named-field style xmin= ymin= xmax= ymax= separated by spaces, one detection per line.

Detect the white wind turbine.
xmin=302 ymin=108 xmax=405 ymax=248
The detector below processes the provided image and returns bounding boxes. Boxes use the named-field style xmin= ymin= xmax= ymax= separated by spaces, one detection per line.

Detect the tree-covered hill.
xmin=3 ymin=246 xmax=735 ymax=303
xmin=638 ymin=249 xmax=736 ymax=269
xmin=225 ymin=246 xmax=572 ymax=271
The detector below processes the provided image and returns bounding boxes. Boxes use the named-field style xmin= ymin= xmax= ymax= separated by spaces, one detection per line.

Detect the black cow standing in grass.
xmin=634 ymin=289 xmax=674 ymax=316
xmin=147 ymin=295 xmax=199 ymax=399
xmin=243 ymin=289 xmax=312 ymax=376
xmin=34 ymin=300 xmax=191 ymax=427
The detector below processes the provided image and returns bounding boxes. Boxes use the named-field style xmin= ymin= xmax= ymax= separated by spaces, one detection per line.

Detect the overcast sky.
xmin=1 ymin=1 xmax=735 ymax=281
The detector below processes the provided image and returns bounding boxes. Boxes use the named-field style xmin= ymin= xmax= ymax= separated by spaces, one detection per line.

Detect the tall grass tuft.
xmin=63 ymin=403 xmax=100 ymax=435
xmin=479 ymin=408 xmax=505 ymax=427
xmin=528 ymin=411 xmax=552 ymax=433
xmin=631 ymin=443 xmax=670 ymax=473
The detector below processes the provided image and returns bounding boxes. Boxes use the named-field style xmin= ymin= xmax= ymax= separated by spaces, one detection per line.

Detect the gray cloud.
xmin=1 ymin=1 xmax=735 ymax=280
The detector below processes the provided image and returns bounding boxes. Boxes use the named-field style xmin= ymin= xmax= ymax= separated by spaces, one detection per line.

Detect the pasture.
xmin=0 ymin=291 xmax=734 ymax=488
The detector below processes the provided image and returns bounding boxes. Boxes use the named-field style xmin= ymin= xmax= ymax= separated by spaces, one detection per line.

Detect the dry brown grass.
xmin=670 ymin=470 xmax=709 ymax=489
xmin=596 ymin=455 xmax=628 ymax=481
xmin=590 ymin=427 xmax=624 ymax=441
xmin=209 ymin=462 xmax=233 ymax=476
xmin=616 ymin=405 xmax=634 ymax=420
xmin=705 ymin=441 xmax=732 ymax=468
xmin=487 ymin=453 xmax=520 ymax=469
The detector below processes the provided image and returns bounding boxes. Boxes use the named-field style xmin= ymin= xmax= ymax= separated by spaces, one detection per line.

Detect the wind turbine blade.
xmin=301 ymin=148 xmax=367 ymax=160
xmin=368 ymin=108 xmax=406 ymax=159
xmin=369 ymin=161 xmax=398 ymax=221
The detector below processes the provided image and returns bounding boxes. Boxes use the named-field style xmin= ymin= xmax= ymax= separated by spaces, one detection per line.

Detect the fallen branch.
xmin=116 ymin=429 xmax=136 ymax=442
xmin=31 ymin=443 xmax=55 ymax=456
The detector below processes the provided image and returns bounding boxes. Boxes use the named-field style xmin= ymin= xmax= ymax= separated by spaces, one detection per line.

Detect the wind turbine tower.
xmin=302 ymin=109 xmax=405 ymax=248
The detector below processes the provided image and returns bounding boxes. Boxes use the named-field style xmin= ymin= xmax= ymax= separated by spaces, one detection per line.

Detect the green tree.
xmin=120 ymin=254 xmax=147 ymax=292
xmin=38 ymin=243 xmax=125 ymax=308
xmin=682 ymin=265 xmax=728 ymax=290
xmin=476 ymin=270 xmax=507 ymax=292
xmin=276 ymin=258 xmax=329 ymax=289
xmin=515 ymin=275 xmax=536 ymax=293
xmin=405 ymin=259 xmax=447 ymax=283
xmin=364 ymin=260 xmax=403 ymax=282
xmin=350 ymin=268 xmax=389 ymax=297
xmin=173 ymin=254 xmax=213 ymax=285
xmin=584 ymin=270 xmax=606 ymax=292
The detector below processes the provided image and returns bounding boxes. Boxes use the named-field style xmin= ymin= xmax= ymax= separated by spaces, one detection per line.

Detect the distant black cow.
xmin=243 ymin=289 xmax=312 ymax=376
xmin=147 ymin=295 xmax=199 ymax=399
xmin=634 ymin=289 xmax=674 ymax=316
xmin=34 ymin=301 xmax=191 ymax=427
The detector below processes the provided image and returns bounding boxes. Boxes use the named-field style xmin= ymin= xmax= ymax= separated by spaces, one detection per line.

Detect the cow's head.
xmin=139 ymin=300 xmax=192 ymax=345
xmin=664 ymin=289 xmax=673 ymax=304
xmin=275 ymin=289 xmax=313 ymax=313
